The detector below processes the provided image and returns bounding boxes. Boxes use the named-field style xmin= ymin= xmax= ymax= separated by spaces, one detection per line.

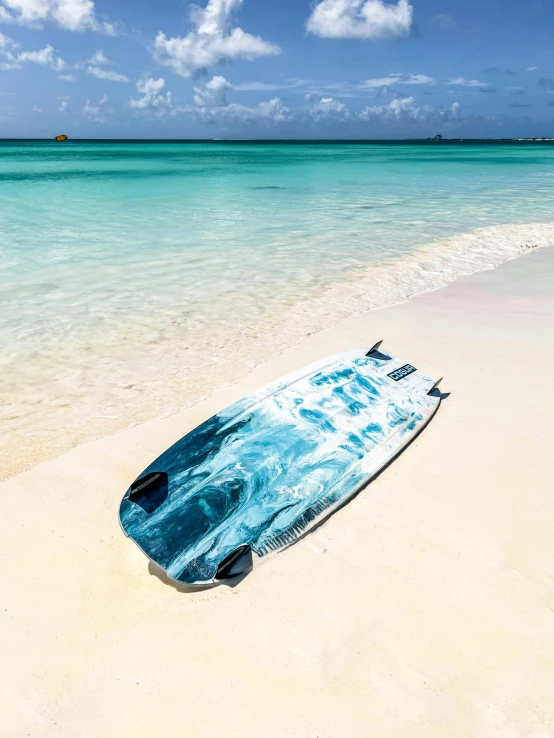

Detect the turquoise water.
xmin=2 ymin=141 xmax=554 ymax=477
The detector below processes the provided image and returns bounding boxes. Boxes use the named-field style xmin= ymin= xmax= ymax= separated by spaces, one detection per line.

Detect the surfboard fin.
xmin=366 ymin=340 xmax=383 ymax=356
xmin=128 ymin=472 xmax=169 ymax=514
xmin=427 ymin=378 xmax=443 ymax=395
xmin=215 ymin=544 xmax=253 ymax=582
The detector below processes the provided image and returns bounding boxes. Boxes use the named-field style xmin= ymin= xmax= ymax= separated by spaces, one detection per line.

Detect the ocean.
xmin=2 ymin=140 xmax=554 ymax=478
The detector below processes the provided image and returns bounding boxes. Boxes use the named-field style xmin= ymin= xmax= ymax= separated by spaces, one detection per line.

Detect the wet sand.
xmin=1 ymin=245 xmax=553 ymax=737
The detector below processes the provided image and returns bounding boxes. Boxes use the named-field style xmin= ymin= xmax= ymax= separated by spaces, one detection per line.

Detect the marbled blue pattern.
xmin=119 ymin=349 xmax=440 ymax=585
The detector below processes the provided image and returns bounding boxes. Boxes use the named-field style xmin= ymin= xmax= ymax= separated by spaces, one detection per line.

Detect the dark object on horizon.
xmin=433 ymin=134 xmax=443 ymax=140
xmin=55 ymin=134 xmax=68 ymax=142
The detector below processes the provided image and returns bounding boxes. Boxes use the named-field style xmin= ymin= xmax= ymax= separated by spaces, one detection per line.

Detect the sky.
xmin=1 ymin=0 xmax=554 ymax=138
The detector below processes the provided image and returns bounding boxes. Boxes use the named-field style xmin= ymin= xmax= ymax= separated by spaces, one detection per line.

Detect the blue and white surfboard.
xmin=119 ymin=345 xmax=442 ymax=586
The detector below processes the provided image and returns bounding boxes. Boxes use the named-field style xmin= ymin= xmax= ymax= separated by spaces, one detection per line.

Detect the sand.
xmin=1 ymin=245 xmax=553 ymax=737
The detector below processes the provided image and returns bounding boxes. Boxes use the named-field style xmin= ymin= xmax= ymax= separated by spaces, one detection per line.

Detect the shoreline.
xmin=2 ymin=244 xmax=554 ymax=736
xmin=3 ymin=221 xmax=554 ymax=482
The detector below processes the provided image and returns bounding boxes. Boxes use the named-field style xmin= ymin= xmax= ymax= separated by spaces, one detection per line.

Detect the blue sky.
xmin=1 ymin=0 xmax=554 ymax=138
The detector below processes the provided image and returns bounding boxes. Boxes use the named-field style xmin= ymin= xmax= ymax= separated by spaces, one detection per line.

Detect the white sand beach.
xmin=1 ymin=245 xmax=553 ymax=737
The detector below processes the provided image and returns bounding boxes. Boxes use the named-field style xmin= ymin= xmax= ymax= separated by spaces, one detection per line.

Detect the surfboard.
xmin=119 ymin=344 xmax=442 ymax=586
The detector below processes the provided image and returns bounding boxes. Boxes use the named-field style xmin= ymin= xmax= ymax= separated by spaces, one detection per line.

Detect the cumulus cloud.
xmin=0 ymin=36 xmax=66 ymax=72
xmin=83 ymin=93 xmax=108 ymax=122
xmin=202 ymin=96 xmax=290 ymax=123
xmin=153 ymin=0 xmax=281 ymax=78
xmin=59 ymin=99 xmax=68 ymax=111
xmin=200 ymin=92 xmax=459 ymax=131
xmin=87 ymin=65 xmax=129 ymax=82
xmin=255 ymin=97 xmax=289 ymax=121
xmin=359 ymin=95 xmax=461 ymax=122
xmin=449 ymin=77 xmax=487 ymax=87
xmin=184 ymin=82 xmax=291 ymax=123
xmin=88 ymin=50 xmax=110 ymax=65
xmin=310 ymin=96 xmax=349 ymax=118
xmin=306 ymin=0 xmax=413 ymax=40
xmin=0 ymin=0 xmax=113 ymax=32
xmin=18 ymin=44 xmax=65 ymax=70
xmin=130 ymin=76 xmax=173 ymax=112
xmin=59 ymin=73 xmax=75 ymax=81
xmin=193 ymin=74 xmax=232 ymax=106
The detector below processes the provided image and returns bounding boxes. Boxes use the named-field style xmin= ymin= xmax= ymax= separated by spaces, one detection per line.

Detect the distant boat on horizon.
xmin=55 ymin=134 xmax=68 ymax=142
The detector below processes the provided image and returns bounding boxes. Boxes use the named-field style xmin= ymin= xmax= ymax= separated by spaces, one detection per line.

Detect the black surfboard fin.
xmin=366 ymin=340 xmax=383 ymax=356
xmin=128 ymin=471 xmax=169 ymax=514
xmin=215 ymin=544 xmax=253 ymax=582
xmin=427 ymin=378 xmax=443 ymax=395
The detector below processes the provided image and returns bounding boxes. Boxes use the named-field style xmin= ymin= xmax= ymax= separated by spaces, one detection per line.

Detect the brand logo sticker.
xmin=387 ymin=364 xmax=417 ymax=381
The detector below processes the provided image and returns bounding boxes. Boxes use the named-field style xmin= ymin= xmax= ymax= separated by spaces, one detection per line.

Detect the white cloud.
xmin=449 ymin=77 xmax=487 ymax=87
xmin=233 ymin=81 xmax=283 ymax=91
xmin=188 ymin=94 xmax=290 ymax=123
xmin=233 ymin=79 xmax=318 ymax=92
xmin=0 ymin=38 xmax=66 ymax=72
xmin=153 ymin=0 xmax=281 ymax=78
xmin=360 ymin=95 xmax=419 ymax=119
xmin=360 ymin=73 xmax=435 ymax=89
xmin=526 ymin=66 xmax=538 ymax=72
xmin=403 ymin=73 xmax=435 ymax=85
xmin=311 ymin=96 xmax=349 ymax=117
xmin=88 ymin=50 xmax=110 ymax=65
xmin=83 ymin=92 xmax=108 ymax=122
xmin=59 ymin=99 xmax=68 ymax=111
xmin=256 ymin=97 xmax=289 ymax=121
xmin=32 ymin=103 xmax=42 ymax=112
xmin=18 ymin=44 xmax=65 ymax=70
xmin=194 ymin=74 xmax=232 ymax=106
xmin=87 ymin=65 xmax=129 ymax=82
xmin=59 ymin=73 xmax=75 ymax=81
xmin=0 ymin=30 xmax=12 ymax=47
xmin=360 ymin=75 xmax=402 ymax=88
xmin=306 ymin=0 xmax=413 ymax=40
xmin=359 ymin=95 xmax=461 ymax=122
xmin=0 ymin=0 xmax=112 ymax=32
xmin=130 ymin=76 xmax=173 ymax=113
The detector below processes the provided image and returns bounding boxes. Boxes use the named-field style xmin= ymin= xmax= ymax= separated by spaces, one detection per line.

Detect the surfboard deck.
xmin=119 ymin=346 xmax=442 ymax=586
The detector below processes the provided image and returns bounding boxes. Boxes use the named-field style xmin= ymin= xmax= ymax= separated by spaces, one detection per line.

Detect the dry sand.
xmin=1 ymin=246 xmax=553 ymax=737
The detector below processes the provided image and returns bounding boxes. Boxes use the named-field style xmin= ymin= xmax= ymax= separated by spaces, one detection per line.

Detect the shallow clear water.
xmin=2 ymin=141 xmax=554 ymax=478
